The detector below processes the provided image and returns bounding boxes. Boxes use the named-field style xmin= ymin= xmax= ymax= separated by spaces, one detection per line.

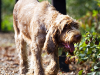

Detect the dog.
xmin=13 ymin=0 xmax=81 ymax=75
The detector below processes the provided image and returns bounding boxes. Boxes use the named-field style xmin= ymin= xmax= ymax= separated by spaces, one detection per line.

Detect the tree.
xmin=67 ymin=0 xmax=100 ymax=18
xmin=51 ymin=0 xmax=66 ymax=15
xmin=16 ymin=0 xmax=18 ymax=3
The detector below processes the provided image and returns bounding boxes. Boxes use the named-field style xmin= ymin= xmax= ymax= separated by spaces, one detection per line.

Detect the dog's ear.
xmin=56 ymin=17 xmax=71 ymax=34
xmin=56 ymin=15 xmax=74 ymax=34
xmin=43 ymin=26 xmax=57 ymax=54
xmin=58 ymin=20 xmax=68 ymax=34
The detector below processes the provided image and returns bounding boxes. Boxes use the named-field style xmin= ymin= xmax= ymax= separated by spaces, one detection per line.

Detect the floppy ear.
xmin=56 ymin=15 xmax=74 ymax=34
xmin=58 ymin=20 xmax=68 ymax=34
xmin=43 ymin=26 xmax=57 ymax=54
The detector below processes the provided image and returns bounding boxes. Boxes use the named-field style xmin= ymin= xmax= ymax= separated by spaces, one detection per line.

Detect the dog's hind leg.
xmin=15 ymin=34 xmax=28 ymax=74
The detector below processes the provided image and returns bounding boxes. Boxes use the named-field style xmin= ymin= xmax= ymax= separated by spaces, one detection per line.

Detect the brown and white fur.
xmin=13 ymin=0 xmax=81 ymax=75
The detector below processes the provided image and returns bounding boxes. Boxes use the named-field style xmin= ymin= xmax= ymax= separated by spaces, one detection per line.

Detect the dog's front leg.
xmin=45 ymin=49 xmax=59 ymax=75
xmin=29 ymin=42 xmax=44 ymax=75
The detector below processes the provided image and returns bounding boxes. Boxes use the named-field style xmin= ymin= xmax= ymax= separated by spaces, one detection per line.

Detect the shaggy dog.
xmin=13 ymin=0 xmax=81 ymax=75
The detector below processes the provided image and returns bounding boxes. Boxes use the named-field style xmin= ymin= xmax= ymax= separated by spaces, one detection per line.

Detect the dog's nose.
xmin=74 ymin=34 xmax=81 ymax=40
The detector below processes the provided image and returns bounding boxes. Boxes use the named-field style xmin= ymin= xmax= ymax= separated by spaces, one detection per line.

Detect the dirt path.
xmin=0 ymin=33 xmax=19 ymax=75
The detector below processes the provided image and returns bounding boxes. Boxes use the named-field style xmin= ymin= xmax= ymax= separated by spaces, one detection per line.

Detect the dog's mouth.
xmin=62 ymin=43 xmax=75 ymax=55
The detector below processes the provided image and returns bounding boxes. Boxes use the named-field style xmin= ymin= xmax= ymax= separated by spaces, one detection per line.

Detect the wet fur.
xmin=13 ymin=0 xmax=81 ymax=75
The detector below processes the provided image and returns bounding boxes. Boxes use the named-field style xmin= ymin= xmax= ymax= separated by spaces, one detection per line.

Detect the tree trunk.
xmin=51 ymin=0 xmax=66 ymax=15
xmin=16 ymin=0 xmax=18 ymax=3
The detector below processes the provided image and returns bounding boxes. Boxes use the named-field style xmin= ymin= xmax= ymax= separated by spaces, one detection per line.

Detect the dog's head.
xmin=43 ymin=15 xmax=81 ymax=54
xmin=58 ymin=15 xmax=81 ymax=55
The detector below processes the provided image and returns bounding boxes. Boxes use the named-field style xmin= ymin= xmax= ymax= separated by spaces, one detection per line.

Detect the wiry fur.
xmin=13 ymin=0 xmax=81 ymax=75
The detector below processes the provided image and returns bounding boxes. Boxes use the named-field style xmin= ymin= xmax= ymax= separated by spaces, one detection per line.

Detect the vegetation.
xmin=67 ymin=0 xmax=100 ymax=19
xmin=67 ymin=0 xmax=100 ymax=74
xmin=1 ymin=0 xmax=15 ymax=32
xmin=75 ymin=32 xmax=100 ymax=74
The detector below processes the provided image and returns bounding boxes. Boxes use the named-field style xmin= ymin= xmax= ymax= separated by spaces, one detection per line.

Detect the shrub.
xmin=75 ymin=32 xmax=100 ymax=74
